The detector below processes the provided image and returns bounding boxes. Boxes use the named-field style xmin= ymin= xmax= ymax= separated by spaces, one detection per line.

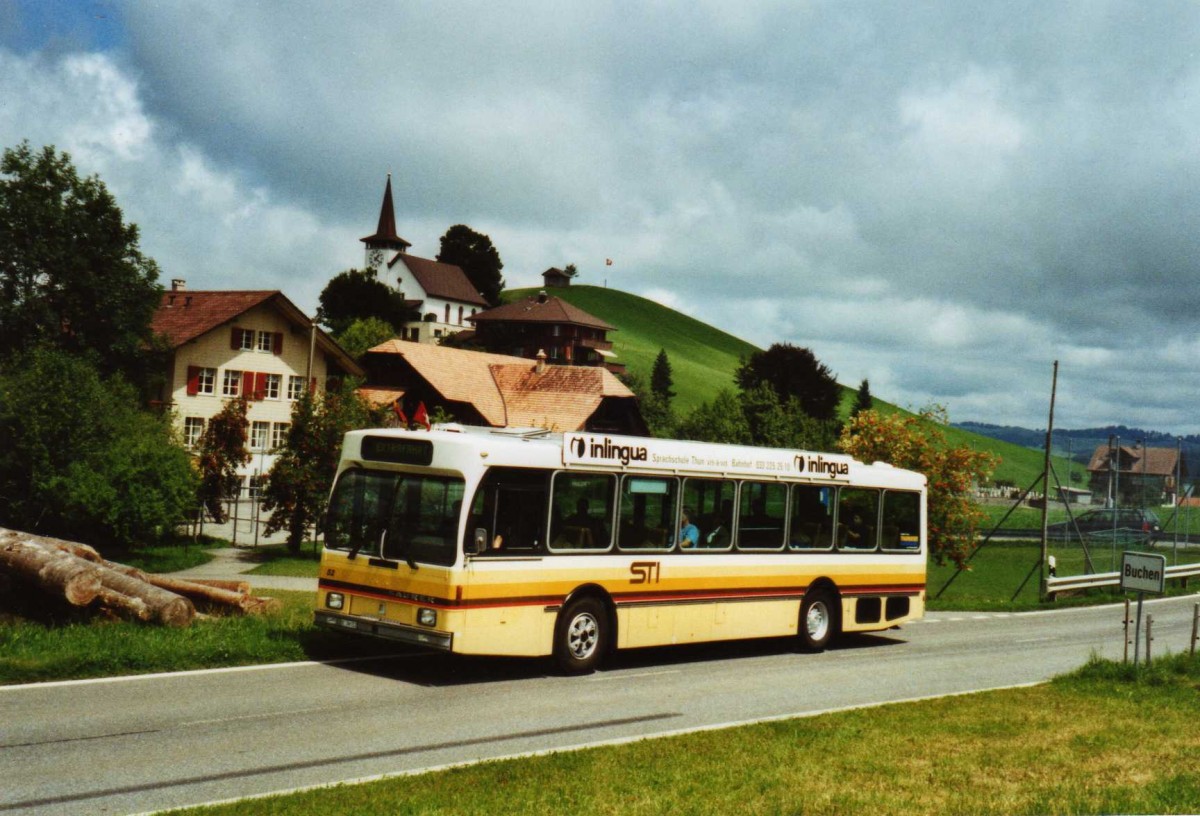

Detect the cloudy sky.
xmin=3 ymin=1 xmax=1199 ymax=433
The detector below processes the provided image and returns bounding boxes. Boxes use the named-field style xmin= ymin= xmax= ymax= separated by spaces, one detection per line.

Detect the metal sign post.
xmin=1121 ymin=550 xmax=1166 ymax=667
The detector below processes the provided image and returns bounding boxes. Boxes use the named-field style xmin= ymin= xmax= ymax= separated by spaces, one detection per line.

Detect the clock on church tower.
xmin=366 ymin=247 xmax=384 ymax=269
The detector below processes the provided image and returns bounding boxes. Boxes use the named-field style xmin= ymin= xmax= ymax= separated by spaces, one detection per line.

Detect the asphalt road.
xmin=2 ymin=594 xmax=1198 ymax=815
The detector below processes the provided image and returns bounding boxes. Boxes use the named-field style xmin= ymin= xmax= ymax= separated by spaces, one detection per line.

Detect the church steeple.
xmin=360 ymin=174 xmax=411 ymax=269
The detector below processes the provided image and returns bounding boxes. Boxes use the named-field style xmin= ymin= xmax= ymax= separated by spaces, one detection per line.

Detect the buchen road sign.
xmin=1121 ymin=551 xmax=1166 ymax=595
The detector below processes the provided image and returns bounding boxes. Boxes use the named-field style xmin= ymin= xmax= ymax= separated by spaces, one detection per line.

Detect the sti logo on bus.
xmin=795 ymin=454 xmax=850 ymax=479
xmin=572 ymin=435 xmax=648 ymax=465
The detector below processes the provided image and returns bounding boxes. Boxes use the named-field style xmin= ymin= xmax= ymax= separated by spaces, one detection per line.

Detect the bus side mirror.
xmin=469 ymin=527 xmax=488 ymax=555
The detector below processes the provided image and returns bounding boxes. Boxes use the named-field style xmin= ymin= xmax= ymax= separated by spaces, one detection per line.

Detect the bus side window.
xmin=550 ymin=472 xmax=616 ymax=551
xmin=618 ymin=476 xmax=677 ymax=551
xmin=881 ymin=490 xmax=921 ymax=552
xmin=837 ymin=487 xmax=880 ymax=551
xmin=788 ymin=485 xmax=833 ymax=550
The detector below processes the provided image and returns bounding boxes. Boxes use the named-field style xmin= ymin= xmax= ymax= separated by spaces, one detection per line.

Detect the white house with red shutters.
xmin=150 ymin=282 xmax=363 ymax=488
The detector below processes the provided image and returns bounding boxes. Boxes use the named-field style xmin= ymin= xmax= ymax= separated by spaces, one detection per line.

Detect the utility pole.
xmin=1040 ymin=361 xmax=1058 ymax=599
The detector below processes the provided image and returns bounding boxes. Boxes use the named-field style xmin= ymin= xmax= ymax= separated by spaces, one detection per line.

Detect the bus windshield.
xmin=326 ymin=468 xmax=464 ymax=567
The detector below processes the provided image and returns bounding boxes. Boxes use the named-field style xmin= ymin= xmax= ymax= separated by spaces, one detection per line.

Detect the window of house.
xmin=250 ymin=421 xmax=270 ymax=451
xmin=196 ymin=367 xmax=215 ymax=395
xmin=223 ymin=370 xmax=242 ymax=397
xmin=287 ymin=375 xmax=305 ymax=401
xmin=458 ymin=306 xmax=464 ymax=324
xmin=271 ymin=422 xmax=290 ymax=451
xmin=184 ymin=417 xmax=205 ymax=448
xmin=256 ymin=331 xmax=274 ymax=352
xmin=237 ymin=328 xmax=255 ymax=351
xmin=263 ymin=373 xmax=281 ymax=400
xmin=444 ymin=304 xmax=450 ymax=323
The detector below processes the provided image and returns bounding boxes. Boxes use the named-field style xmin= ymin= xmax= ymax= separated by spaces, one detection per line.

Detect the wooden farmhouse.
xmin=360 ymin=340 xmax=646 ymax=435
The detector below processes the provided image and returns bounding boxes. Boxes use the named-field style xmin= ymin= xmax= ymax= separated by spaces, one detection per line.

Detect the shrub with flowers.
xmin=839 ymin=407 xmax=996 ymax=567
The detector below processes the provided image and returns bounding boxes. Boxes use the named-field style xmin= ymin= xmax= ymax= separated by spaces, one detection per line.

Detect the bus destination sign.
xmin=360 ymin=436 xmax=434 ymax=467
xmin=562 ymin=433 xmax=854 ymax=481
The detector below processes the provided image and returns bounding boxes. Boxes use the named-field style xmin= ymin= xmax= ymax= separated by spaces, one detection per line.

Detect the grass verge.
xmin=0 ymin=590 xmax=398 ymax=685
xmin=170 ymin=652 xmax=1200 ymax=816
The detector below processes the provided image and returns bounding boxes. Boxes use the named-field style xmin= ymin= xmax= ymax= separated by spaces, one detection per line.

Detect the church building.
xmin=360 ymin=176 xmax=488 ymax=343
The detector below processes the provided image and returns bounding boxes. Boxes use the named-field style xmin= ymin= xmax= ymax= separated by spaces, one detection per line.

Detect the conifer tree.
xmin=650 ymin=348 xmax=675 ymax=402
xmin=851 ymin=378 xmax=873 ymax=418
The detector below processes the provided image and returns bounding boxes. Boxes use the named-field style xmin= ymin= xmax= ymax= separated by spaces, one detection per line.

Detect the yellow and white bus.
xmin=315 ymin=425 xmax=927 ymax=673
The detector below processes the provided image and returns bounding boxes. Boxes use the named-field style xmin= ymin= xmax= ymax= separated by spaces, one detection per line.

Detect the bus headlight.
xmin=326 ymin=592 xmax=345 ymax=610
xmin=417 ymin=607 xmax=437 ymax=627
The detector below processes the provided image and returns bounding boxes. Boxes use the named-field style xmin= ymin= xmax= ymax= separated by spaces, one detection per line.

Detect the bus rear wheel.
xmin=554 ymin=597 xmax=607 ymax=674
xmin=799 ymin=587 xmax=839 ymax=651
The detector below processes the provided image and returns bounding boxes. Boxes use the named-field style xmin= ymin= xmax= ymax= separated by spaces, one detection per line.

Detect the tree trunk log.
xmin=146 ymin=574 xmax=256 ymax=613
xmin=0 ymin=531 xmax=103 ymax=606
xmin=89 ymin=564 xmax=194 ymax=627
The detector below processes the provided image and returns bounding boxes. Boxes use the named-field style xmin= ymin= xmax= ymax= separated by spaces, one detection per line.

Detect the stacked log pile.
xmin=0 ymin=527 xmax=279 ymax=626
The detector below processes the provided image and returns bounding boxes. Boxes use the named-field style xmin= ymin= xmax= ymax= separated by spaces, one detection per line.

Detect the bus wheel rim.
xmin=806 ymin=602 xmax=829 ymax=640
xmin=567 ymin=612 xmax=599 ymax=659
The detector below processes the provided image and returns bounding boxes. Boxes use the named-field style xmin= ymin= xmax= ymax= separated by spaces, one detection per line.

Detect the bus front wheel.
xmin=554 ymin=597 xmax=607 ymax=674
xmin=799 ymin=587 xmax=839 ymax=651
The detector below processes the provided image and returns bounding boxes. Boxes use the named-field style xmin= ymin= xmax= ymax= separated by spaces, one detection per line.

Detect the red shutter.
xmin=242 ymin=371 xmax=253 ymax=399
xmin=254 ymin=372 xmax=268 ymax=400
xmin=186 ymin=366 xmax=200 ymax=396
xmin=310 ymin=377 xmax=318 ymax=394
xmin=273 ymin=332 xmax=283 ymax=355
xmin=230 ymin=327 xmax=242 ymax=350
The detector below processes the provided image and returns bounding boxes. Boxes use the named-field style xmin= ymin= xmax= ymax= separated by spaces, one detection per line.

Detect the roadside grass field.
xmin=241 ymin=543 xmax=321 ymax=577
xmin=173 ymin=653 xmax=1200 ymax=816
xmin=0 ymin=590 xmax=392 ymax=685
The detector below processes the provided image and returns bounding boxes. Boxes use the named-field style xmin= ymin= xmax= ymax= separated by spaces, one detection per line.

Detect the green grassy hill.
xmin=505 ymin=285 xmax=758 ymax=415
xmin=504 ymin=284 xmax=1066 ymax=489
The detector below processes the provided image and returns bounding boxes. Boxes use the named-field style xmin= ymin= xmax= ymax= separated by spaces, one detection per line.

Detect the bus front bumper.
xmin=314 ymin=611 xmax=453 ymax=651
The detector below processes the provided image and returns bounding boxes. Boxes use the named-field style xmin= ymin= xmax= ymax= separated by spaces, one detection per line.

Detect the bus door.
xmin=467 ymin=467 xmax=550 ymax=555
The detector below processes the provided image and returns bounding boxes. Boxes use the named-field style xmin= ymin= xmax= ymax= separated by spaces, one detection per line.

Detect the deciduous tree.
xmin=0 ymin=348 xmax=196 ymax=551
xmin=263 ymin=381 xmax=379 ymax=552
xmin=839 ymin=407 xmax=997 ymax=566
xmin=317 ymin=268 xmax=412 ymax=337
xmin=196 ymin=398 xmax=250 ymax=524
xmin=436 ymin=224 xmax=505 ymax=306
xmin=735 ymin=343 xmax=841 ymax=422
xmin=0 ymin=142 xmax=163 ymax=385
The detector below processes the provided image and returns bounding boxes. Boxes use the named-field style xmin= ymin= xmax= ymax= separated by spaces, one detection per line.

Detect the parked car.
xmin=1047 ymin=508 xmax=1161 ymax=542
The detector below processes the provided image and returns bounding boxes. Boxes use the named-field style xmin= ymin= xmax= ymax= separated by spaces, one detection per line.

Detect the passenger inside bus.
xmin=677 ymin=507 xmax=700 ymax=548
xmin=702 ymin=499 xmax=733 ymax=548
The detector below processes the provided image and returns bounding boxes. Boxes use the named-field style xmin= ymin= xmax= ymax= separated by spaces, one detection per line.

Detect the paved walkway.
xmin=168 ymin=548 xmax=317 ymax=593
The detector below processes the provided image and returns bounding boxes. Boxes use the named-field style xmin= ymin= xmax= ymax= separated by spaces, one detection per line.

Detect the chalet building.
xmin=542 ymin=266 xmax=573 ymax=288
xmin=467 ymin=290 xmax=623 ymax=374
xmin=360 ymin=175 xmax=488 ymax=343
xmin=1086 ymin=443 xmax=1189 ymax=506
xmin=360 ymin=340 xmax=646 ymax=436
xmin=150 ymin=281 xmax=363 ymax=486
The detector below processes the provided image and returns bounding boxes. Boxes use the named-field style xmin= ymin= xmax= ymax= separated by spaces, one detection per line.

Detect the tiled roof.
xmin=468 ymin=293 xmax=614 ymax=330
xmin=151 ymin=290 xmax=279 ymax=347
xmin=391 ymin=254 xmax=488 ymax=306
xmin=151 ymin=289 xmax=364 ymax=377
xmin=1086 ymin=444 xmax=1183 ymax=477
xmin=358 ymin=386 xmax=406 ymax=407
xmin=365 ymin=340 xmax=632 ymax=430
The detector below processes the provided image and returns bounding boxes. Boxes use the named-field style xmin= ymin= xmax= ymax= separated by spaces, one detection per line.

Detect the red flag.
xmin=392 ymin=399 xmax=407 ymax=425
xmin=413 ymin=401 xmax=431 ymax=430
